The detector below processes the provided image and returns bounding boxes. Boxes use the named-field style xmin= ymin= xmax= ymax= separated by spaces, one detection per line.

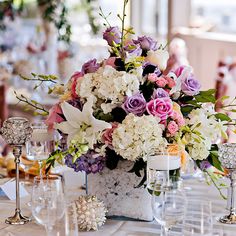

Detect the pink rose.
xmin=105 ymin=57 xmax=116 ymax=68
xmin=167 ymin=121 xmax=179 ymax=136
xmin=146 ymin=97 xmax=173 ymax=121
xmin=156 ymin=77 xmax=168 ymax=87
xmin=148 ymin=73 xmax=158 ymax=82
xmin=45 ymin=103 xmax=64 ymax=130
xmin=70 ymin=71 xmax=84 ymax=98
xmin=102 ymin=123 xmax=118 ymax=146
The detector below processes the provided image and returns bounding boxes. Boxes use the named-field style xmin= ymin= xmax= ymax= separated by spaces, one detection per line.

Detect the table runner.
xmin=0 ymin=178 xmax=235 ymax=236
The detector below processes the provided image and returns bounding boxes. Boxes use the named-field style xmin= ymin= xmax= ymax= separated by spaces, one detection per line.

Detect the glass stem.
xmin=45 ymin=225 xmax=54 ymax=236
xmin=25 ymin=170 xmax=30 ymax=182
xmin=161 ymin=226 xmax=168 ymax=236
xmin=39 ymin=160 xmax=43 ymax=179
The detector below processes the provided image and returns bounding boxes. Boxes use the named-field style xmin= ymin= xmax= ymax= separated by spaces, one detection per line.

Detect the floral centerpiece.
xmin=16 ymin=0 xmax=236 ymax=221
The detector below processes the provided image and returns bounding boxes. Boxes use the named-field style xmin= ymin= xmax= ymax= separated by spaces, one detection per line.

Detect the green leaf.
xmin=208 ymin=151 xmax=224 ymax=172
xmin=215 ymin=113 xmax=232 ymax=122
xmin=181 ymin=105 xmax=195 ymax=114
xmin=218 ymin=95 xmax=230 ymax=102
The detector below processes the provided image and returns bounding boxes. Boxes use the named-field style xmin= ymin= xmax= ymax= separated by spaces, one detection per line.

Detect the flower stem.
xmin=120 ymin=0 xmax=129 ymax=54
xmin=206 ymin=171 xmax=227 ymax=199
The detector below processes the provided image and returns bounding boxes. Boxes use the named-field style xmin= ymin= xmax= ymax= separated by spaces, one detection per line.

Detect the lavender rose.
xmin=82 ymin=59 xmax=100 ymax=74
xmin=103 ymin=26 xmax=122 ymax=46
xmin=124 ymin=41 xmax=142 ymax=57
xmin=181 ymin=74 xmax=201 ymax=96
xmin=134 ymin=36 xmax=157 ymax=51
xmin=152 ymin=88 xmax=169 ymax=99
xmin=122 ymin=93 xmax=146 ymax=116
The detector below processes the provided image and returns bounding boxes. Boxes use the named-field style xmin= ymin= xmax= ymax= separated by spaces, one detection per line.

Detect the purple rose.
xmin=122 ymin=93 xmax=146 ymax=116
xmin=152 ymin=88 xmax=169 ymax=99
xmin=124 ymin=41 xmax=142 ymax=57
xmin=103 ymin=26 xmax=122 ymax=46
xmin=181 ymin=74 xmax=201 ymax=96
xmin=82 ymin=59 xmax=100 ymax=74
xmin=134 ymin=36 xmax=158 ymax=51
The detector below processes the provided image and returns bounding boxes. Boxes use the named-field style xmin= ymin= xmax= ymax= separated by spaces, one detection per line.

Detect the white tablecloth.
xmin=0 ymin=178 xmax=236 ymax=236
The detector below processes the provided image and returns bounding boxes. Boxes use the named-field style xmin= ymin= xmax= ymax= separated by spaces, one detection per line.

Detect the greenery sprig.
xmin=14 ymin=91 xmax=49 ymax=116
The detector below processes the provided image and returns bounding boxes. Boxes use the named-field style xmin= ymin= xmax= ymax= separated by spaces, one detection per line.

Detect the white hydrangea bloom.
xmin=76 ymin=65 xmax=140 ymax=113
xmin=112 ymin=114 xmax=166 ymax=161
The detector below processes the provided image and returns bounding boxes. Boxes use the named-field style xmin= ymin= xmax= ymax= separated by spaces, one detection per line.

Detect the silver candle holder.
xmin=0 ymin=117 xmax=32 ymax=225
xmin=218 ymin=143 xmax=236 ymax=224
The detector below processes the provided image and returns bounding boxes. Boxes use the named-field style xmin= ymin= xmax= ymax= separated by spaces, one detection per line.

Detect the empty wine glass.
xmin=183 ymin=199 xmax=213 ymax=236
xmin=152 ymin=187 xmax=185 ymax=236
xmin=20 ymin=155 xmax=37 ymax=185
xmin=26 ymin=122 xmax=55 ymax=178
xmin=31 ymin=175 xmax=65 ymax=236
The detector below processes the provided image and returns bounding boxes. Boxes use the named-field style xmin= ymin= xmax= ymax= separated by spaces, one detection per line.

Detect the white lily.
xmin=55 ymin=98 xmax=112 ymax=148
xmin=169 ymin=66 xmax=192 ymax=95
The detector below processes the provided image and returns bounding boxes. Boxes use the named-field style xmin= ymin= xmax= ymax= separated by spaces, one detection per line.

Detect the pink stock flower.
xmin=156 ymin=77 xmax=168 ymax=87
xmin=176 ymin=115 xmax=185 ymax=127
xmin=45 ymin=103 xmax=64 ymax=130
xmin=70 ymin=71 xmax=84 ymax=98
xmin=102 ymin=123 xmax=118 ymax=146
xmin=165 ymin=76 xmax=176 ymax=88
xmin=147 ymin=73 xmax=158 ymax=82
xmin=105 ymin=57 xmax=117 ymax=68
xmin=146 ymin=97 xmax=173 ymax=121
xmin=167 ymin=121 xmax=179 ymax=136
xmin=174 ymin=66 xmax=185 ymax=77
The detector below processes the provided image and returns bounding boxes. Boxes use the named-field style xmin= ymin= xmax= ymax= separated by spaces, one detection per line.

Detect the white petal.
xmin=60 ymin=102 xmax=84 ymax=127
xmin=54 ymin=121 xmax=75 ymax=134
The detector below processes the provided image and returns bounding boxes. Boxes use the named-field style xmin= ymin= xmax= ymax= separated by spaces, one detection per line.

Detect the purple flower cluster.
xmin=122 ymin=93 xmax=146 ymax=116
xmin=200 ymin=160 xmax=211 ymax=171
xmin=124 ymin=41 xmax=142 ymax=57
xmin=65 ymin=151 xmax=106 ymax=174
xmin=103 ymin=26 xmax=121 ymax=46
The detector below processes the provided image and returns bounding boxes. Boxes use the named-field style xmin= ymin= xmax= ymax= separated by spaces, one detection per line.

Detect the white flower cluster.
xmin=112 ymin=114 xmax=166 ymax=161
xmin=186 ymin=104 xmax=227 ymax=160
xmin=76 ymin=65 xmax=140 ymax=114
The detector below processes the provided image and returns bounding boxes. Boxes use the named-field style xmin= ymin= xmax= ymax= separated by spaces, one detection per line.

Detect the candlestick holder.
xmin=218 ymin=143 xmax=236 ymax=224
xmin=0 ymin=117 xmax=32 ymax=225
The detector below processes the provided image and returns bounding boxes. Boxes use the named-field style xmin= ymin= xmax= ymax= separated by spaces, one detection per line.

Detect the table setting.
xmin=1 ymin=0 xmax=236 ymax=235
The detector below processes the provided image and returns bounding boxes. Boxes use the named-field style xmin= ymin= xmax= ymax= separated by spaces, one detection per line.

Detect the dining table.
xmin=0 ymin=175 xmax=236 ymax=236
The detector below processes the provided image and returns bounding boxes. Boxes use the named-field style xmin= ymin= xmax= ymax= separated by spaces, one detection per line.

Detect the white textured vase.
xmin=87 ymin=160 xmax=153 ymax=221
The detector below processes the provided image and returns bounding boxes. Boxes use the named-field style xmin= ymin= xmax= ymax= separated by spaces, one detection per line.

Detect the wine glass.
xmin=31 ymin=175 xmax=65 ymax=236
xmin=152 ymin=187 xmax=185 ymax=236
xmin=26 ymin=122 xmax=55 ymax=178
xmin=183 ymin=199 xmax=213 ymax=236
xmin=20 ymin=155 xmax=37 ymax=185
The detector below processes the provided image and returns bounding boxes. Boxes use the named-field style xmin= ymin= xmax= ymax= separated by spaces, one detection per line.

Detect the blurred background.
xmin=0 ymin=0 xmax=236 ymax=122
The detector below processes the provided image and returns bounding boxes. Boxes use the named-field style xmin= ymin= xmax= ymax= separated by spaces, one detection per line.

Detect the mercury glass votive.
xmin=218 ymin=143 xmax=236 ymax=224
xmin=0 ymin=117 xmax=32 ymax=225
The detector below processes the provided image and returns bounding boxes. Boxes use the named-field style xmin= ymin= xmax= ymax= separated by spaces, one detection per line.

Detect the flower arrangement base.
xmin=87 ymin=160 xmax=153 ymax=221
